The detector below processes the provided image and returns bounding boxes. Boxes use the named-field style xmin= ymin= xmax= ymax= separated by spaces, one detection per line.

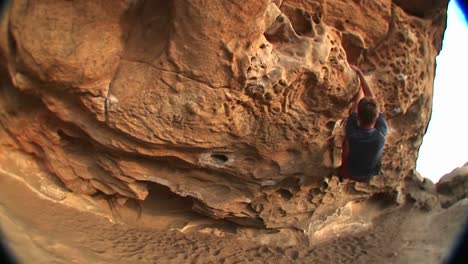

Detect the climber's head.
xmin=358 ymin=97 xmax=379 ymax=127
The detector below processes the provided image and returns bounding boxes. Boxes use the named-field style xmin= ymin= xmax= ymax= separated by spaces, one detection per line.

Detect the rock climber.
xmin=339 ymin=65 xmax=388 ymax=182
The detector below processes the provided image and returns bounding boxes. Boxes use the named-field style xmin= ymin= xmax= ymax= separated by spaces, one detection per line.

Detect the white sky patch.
xmin=416 ymin=1 xmax=468 ymax=183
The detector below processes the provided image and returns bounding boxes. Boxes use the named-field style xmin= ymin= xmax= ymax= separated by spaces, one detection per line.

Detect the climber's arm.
xmin=351 ymin=88 xmax=364 ymax=113
xmin=351 ymin=65 xmax=375 ymax=98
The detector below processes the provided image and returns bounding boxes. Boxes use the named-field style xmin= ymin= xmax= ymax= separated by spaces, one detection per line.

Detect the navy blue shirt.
xmin=345 ymin=112 xmax=388 ymax=179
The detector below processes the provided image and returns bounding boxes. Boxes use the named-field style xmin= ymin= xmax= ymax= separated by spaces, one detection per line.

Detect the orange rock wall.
xmin=0 ymin=0 xmax=448 ymax=229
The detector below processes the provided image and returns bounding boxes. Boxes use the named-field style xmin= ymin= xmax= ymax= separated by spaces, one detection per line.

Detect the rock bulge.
xmin=0 ymin=0 xmax=448 ymax=229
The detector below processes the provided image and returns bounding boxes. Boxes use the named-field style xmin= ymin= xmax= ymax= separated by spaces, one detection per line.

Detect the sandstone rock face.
xmin=0 ymin=0 xmax=448 ymax=229
xmin=436 ymin=162 xmax=468 ymax=208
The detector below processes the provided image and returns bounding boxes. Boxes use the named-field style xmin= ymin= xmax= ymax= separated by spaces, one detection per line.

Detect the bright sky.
xmin=416 ymin=0 xmax=468 ymax=183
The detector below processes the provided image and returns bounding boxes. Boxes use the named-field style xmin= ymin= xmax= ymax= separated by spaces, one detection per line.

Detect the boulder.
xmin=436 ymin=162 xmax=468 ymax=208
xmin=0 ymin=0 xmax=449 ymax=229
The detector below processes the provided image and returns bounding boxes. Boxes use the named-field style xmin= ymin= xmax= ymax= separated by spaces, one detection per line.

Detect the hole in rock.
xmin=130 ymin=183 xmax=237 ymax=232
xmin=312 ymin=14 xmax=321 ymax=24
xmin=367 ymin=192 xmax=398 ymax=208
xmin=211 ymin=154 xmax=229 ymax=163
xmin=144 ymin=182 xmax=195 ymax=214
xmin=57 ymin=129 xmax=67 ymax=139
xmin=341 ymin=34 xmax=363 ymax=65
xmin=334 ymin=20 xmax=345 ymax=31
xmin=281 ymin=6 xmax=313 ymax=36
xmin=326 ymin=121 xmax=335 ymax=130
xmin=322 ymin=181 xmax=328 ymax=190
xmin=277 ymin=188 xmax=293 ymax=201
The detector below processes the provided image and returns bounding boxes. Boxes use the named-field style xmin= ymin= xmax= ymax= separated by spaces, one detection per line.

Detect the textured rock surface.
xmin=0 ymin=0 xmax=448 ymax=229
xmin=436 ymin=162 xmax=468 ymax=208
xmin=1 ymin=156 xmax=467 ymax=263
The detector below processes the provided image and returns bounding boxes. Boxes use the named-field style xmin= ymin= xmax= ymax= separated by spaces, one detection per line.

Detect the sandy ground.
xmin=0 ymin=150 xmax=467 ymax=264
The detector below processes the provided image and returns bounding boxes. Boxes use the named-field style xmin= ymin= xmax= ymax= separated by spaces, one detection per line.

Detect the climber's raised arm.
xmin=351 ymin=65 xmax=375 ymax=98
